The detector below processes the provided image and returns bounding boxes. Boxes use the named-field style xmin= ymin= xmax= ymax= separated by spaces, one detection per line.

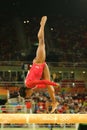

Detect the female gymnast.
xmin=19 ymin=16 xmax=59 ymax=113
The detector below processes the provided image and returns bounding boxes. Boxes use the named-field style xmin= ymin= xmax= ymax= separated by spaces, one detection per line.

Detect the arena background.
xmin=0 ymin=0 xmax=87 ymax=130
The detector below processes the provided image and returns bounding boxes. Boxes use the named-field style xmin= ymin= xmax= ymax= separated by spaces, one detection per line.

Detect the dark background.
xmin=1 ymin=0 xmax=87 ymax=18
xmin=0 ymin=0 xmax=87 ymax=62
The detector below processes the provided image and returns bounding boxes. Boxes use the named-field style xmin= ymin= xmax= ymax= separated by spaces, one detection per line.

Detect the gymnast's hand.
xmin=56 ymin=83 xmax=61 ymax=88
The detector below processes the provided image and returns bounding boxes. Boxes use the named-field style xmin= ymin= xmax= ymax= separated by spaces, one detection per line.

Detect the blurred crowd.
xmin=47 ymin=15 xmax=87 ymax=62
xmin=0 ymin=91 xmax=87 ymax=114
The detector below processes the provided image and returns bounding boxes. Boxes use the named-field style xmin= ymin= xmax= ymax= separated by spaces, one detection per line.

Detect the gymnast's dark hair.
xmin=19 ymin=87 xmax=26 ymax=98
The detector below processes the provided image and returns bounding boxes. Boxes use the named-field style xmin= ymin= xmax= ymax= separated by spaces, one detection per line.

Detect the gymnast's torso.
xmin=25 ymin=62 xmax=46 ymax=81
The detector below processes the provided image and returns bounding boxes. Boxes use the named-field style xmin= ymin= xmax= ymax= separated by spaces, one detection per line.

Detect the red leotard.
xmin=25 ymin=62 xmax=58 ymax=88
xmin=36 ymin=84 xmax=46 ymax=89
xmin=25 ymin=62 xmax=45 ymax=81
xmin=25 ymin=62 xmax=45 ymax=87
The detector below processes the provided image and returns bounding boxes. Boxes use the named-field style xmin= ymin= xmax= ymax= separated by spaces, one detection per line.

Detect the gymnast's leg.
xmin=42 ymin=63 xmax=59 ymax=113
xmin=33 ymin=16 xmax=47 ymax=63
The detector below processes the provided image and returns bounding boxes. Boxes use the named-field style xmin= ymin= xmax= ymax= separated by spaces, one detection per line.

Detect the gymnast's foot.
xmin=40 ymin=16 xmax=47 ymax=26
xmin=50 ymin=101 xmax=59 ymax=113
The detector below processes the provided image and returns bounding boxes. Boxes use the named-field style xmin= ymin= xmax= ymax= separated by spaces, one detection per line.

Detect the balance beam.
xmin=0 ymin=114 xmax=87 ymax=124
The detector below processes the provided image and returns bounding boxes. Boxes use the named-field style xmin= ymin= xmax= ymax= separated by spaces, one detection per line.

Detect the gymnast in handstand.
xmin=19 ymin=16 xmax=59 ymax=113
